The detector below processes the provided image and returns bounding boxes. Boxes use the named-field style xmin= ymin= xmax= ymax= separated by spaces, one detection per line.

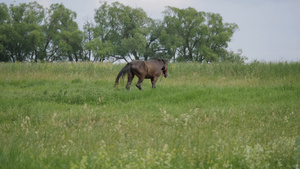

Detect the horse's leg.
xmin=151 ymin=76 xmax=158 ymax=88
xmin=136 ymin=76 xmax=145 ymax=90
xmin=126 ymin=72 xmax=134 ymax=90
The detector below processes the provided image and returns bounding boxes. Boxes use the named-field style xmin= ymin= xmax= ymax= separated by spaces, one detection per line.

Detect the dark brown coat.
xmin=115 ymin=59 xmax=168 ymax=90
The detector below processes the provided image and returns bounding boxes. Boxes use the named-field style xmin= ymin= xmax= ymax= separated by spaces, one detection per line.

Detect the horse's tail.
xmin=115 ymin=63 xmax=131 ymax=87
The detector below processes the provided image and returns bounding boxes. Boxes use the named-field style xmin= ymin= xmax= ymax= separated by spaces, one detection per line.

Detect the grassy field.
xmin=0 ymin=62 xmax=299 ymax=168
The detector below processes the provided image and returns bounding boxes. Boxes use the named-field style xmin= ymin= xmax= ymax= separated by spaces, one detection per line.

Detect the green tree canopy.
xmin=0 ymin=1 xmax=245 ymax=63
xmin=94 ymin=2 xmax=154 ymax=62
xmin=161 ymin=6 xmax=239 ymax=62
xmin=42 ymin=3 xmax=82 ymax=62
xmin=0 ymin=2 xmax=45 ymax=62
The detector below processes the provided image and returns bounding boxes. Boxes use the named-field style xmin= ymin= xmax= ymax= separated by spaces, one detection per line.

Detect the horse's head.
xmin=162 ymin=59 xmax=168 ymax=78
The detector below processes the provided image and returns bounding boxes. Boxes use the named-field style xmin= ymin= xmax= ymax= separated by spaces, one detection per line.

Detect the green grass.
xmin=0 ymin=62 xmax=299 ymax=168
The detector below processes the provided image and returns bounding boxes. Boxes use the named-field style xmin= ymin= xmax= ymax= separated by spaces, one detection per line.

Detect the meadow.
xmin=0 ymin=61 xmax=299 ymax=168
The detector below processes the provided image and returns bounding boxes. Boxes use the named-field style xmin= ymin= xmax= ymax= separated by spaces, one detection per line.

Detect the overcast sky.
xmin=3 ymin=0 xmax=300 ymax=62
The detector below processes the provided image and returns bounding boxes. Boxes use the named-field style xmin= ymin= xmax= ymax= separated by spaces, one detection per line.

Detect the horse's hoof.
xmin=136 ymin=85 xmax=142 ymax=90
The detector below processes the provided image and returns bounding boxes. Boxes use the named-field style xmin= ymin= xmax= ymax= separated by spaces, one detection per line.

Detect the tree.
xmin=42 ymin=3 xmax=82 ymax=61
xmin=201 ymin=12 xmax=239 ymax=62
xmin=58 ymin=29 xmax=83 ymax=62
xmin=161 ymin=7 xmax=239 ymax=62
xmin=162 ymin=7 xmax=205 ymax=62
xmin=143 ymin=19 xmax=167 ymax=60
xmin=0 ymin=1 xmax=242 ymax=63
xmin=82 ymin=18 xmax=94 ymax=61
xmin=85 ymin=38 xmax=113 ymax=61
xmin=25 ymin=2 xmax=45 ymax=62
xmin=94 ymin=2 xmax=150 ymax=62
xmin=0 ymin=2 xmax=45 ymax=62
xmin=0 ymin=3 xmax=11 ymax=61
xmin=83 ymin=11 xmax=114 ymax=62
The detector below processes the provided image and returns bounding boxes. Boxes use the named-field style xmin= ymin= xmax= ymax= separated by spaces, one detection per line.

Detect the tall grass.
xmin=0 ymin=62 xmax=299 ymax=168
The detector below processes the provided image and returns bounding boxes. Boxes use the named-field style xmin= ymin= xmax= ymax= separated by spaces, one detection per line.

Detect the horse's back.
xmin=130 ymin=60 xmax=146 ymax=69
xmin=130 ymin=60 xmax=147 ymax=76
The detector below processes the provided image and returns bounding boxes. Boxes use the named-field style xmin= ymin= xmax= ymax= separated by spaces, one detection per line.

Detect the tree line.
xmin=0 ymin=1 xmax=246 ymax=63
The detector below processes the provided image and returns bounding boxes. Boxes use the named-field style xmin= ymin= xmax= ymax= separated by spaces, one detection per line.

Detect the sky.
xmin=3 ymin=0 xmax=300 ymax=62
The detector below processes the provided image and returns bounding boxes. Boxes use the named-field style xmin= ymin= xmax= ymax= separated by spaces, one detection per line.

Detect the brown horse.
xmin=115 ymin=58 xmax=168 ymax=90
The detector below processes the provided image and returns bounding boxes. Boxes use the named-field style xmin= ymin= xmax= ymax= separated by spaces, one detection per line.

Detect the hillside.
xmin=0 ymin=62 xmax=299 ymax=168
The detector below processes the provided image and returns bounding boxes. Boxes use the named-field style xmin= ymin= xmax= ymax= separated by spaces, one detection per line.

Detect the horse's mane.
xmin=151 ymin=58 xmax=167 ymax=67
